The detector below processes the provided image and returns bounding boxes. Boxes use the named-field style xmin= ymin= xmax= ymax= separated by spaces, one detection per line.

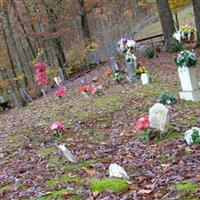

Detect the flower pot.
xmin=141 ymin=73 xmax=149 ymax=85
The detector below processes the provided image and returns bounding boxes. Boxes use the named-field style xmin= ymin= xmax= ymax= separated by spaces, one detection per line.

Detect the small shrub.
xmin=169 ymin=39 xmax=186 ymax=53
xmin=144 ymin=46 xmax=156 ymax=58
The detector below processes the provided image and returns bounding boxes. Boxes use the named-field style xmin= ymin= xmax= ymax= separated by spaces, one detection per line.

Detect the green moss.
xmin=172 ymin=182 xmax=199 ymax=191
xmin=39 ymin=147 xmax=56 ymax=157
xmin=155 ymin=131 xmax=183 ymax=142
xmin=88 ymin=178 xmax=129 ymax=192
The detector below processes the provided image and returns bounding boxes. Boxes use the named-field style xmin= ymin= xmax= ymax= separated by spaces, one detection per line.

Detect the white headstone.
xmin=109 ymin=163 xmax=129 ymax=180
xmin=141 ymin=73 xmax=149 ymax=85
xmin=149 ymin=103 xmax=169 ymax=131
xmin=178 ymin=66 xmax=200 ymax=101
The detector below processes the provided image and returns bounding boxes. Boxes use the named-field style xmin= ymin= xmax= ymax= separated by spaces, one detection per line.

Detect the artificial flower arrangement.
xmin=51 ymin=121 xmax=66 ymax=139
xmin=35 ymin=62 xmax=48 ymax=86
xmin=136 ymin=116 xmax=150 ymax=140
xmin=104 ymin=70 xmax=112 ymax=78
xmin=113 ymin=72 xmax=122 ymax=84
xmin=55 ymin=86 xmax=65 ymax=98
xmin=91 ymin=84 xmax=103 ymax=96
xmin=80 ymin=84 xmax=90 ymax=93
xmin=159 ymin=92 xmax=176 ymax=105
xmin=175 ymin=50 xmax=197 ymax=68
xmin=35 ymin=61 xmax=48 ymax=96
xmin=136 ymin=66 xmax=148 ymax=75
xmin=184 ymin=127 xmax=200 ymax=145
xmin=173 ymin=25 xmax=196 ymax=43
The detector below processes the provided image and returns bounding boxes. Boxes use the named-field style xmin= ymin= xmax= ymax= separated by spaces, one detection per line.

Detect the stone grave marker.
xmin=149 ymin=103 xmax=169 ymax=131
xmin=109 ymin=57 xmax=119 ymax=74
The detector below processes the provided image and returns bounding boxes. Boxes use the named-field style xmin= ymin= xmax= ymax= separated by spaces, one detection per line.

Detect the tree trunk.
xmin=43 ymin=0 xmax=68 ymax=81
xmin=192 ymin=0 xmax=200 ymax=47
xmin=77 ymin=0 xmax=91 ymax=44
xmin=156 ymin=0 xmax=176 ymax=51
xmin=12 ymin=0 xmax=37 ymax=59
xmin=2 ymin=3 xmax=28 ymax=86
xmin=2 ymin=21 xmax=26 ymax=107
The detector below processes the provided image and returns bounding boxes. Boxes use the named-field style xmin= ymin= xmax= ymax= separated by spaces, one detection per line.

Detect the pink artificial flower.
xmin=35 ymin=62 xmax=48 ymax=86
xmin=91 ymin=84 xmax=103 ymax=94
xmin=136 ymin=116 xmax=150 ymax=132
xmin=35 ymin=62 xmax=46 ymax=72
xmin=51 ymin=121 xmax=66 ymax=132
xmin=55 ymin=86 xmax=65 ymax=97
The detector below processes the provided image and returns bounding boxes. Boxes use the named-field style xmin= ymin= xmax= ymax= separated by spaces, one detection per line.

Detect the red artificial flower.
xmin=136 ymin=116 xmax=150 ymax=132
xmin=80 ymin=85 xmax=90 ymax=93
xmin=51 ymin=121 xmax=66 ymax=132
xmin=55 ymin=86 xmax=65 ymax=97
xmin=35 ymin=62 xmax=46 ymax=72
xmin=35 ymin=62 xmax=48 ymax=86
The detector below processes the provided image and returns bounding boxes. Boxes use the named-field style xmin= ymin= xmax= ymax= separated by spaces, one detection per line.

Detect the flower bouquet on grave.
xmin=180 ymin=25 xmax=196 ymax=43
xmin=51 ymin=121 xmax=66 ymax=139
xmin=136 ymin=116 xmax=150 ymax=140
xmin=55 ymin=86 xmax=65 ymax=98
xmin=158 ymin=92 xmax=176 ymax=105
xmin=175 ymin=50 xmax=197 ymax=68
xmin=113 ymin=72 xmax=122 ymax=84
xmin=80 ymin=84 xmax=90 ymax=98
xmin=91 ymin=84 xmax=103 ymax=96
xmin=136 ymin=65 xmax=149 ymax=85
xmin=184 ymin=127 xmax=200 ymax=145
xmin=35 ymin=61 xmax=48 ymax=96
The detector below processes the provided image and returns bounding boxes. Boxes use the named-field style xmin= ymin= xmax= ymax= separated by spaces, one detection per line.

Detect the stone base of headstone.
xmin=179 ymin=90 xmax=200 ymax=101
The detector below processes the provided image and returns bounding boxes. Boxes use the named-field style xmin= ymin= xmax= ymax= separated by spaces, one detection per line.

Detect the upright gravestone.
xmin=178 ymin=67 xmax=200 ymax=101
xmin=125 ymin=40 xmax=137 ymax=82
xmin=176 ymin=50 xmax=200 ymax=101
xmin=109 ymin=57 xmax=119 ymax=74
xmin=149 ymin=103 xmax=169 ymax=131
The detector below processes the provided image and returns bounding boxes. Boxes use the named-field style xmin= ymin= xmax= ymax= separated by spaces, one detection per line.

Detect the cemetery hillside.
xmin=1 ymin=1 xmax=200 ymax=199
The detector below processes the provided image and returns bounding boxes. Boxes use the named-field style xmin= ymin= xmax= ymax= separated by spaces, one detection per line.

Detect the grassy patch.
xmin=66 ymin=159 xmax=100 ymax=170
xmin=155 ymin=130 xmax=183 ymax=142
xmin=37 ymin=189 xmax=80 ymax=200
xmin=88 ymin=178 xmax=129 ymax=192
xmin=39 ymin=147 xmax=56 ymax=157
xmin=171 ymin=182 xmax=199 ymax=191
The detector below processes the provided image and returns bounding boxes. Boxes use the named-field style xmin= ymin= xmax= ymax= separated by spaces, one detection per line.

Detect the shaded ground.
xmin=1 ymin=48 xmax=200 ymax=200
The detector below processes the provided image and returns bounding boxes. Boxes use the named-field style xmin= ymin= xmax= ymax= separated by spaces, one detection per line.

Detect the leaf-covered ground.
xmin=1 ymin=49 xmax=200 ymax=200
